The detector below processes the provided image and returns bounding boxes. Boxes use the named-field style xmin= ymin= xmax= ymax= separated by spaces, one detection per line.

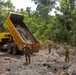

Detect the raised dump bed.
xmin=6 ymin=12 xmax=40 ymax=53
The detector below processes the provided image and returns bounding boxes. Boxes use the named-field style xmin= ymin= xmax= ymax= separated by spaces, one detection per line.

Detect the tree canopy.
xmin=0 ymin=0 xmax=76 ymax=46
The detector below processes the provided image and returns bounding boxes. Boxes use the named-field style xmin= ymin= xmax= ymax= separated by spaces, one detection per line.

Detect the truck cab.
xmin=0 ymin=32 xmax=12 ymax=50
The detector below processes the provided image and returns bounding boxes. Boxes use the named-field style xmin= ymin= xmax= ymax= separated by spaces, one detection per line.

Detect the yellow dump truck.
xmin=6 ymin=12 xmax=40 ymax=54
xmin=0 ymin=32 xmax=12 ymax=51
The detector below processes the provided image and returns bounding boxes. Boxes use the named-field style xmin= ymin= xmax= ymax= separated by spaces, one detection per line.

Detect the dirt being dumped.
xmin=0 ymin=46 xmax=76 ymax=75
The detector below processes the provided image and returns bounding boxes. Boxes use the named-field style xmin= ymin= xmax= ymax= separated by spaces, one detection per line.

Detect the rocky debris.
xmin=0 ymin=46 xmax=76 ymax=75
xmin=0 ymin=71 xmax=2 ymax=74
xmin=43 ymin=63 xmax=48 ymax=66
xmin=56 ymin=71 xmax=70 ymax=75
xmin=47 ymin=72 xmax=54 ymax=75
xmin=71 ymin=70 xmax=76 ymax=75
xmin=5 ymin=57 xmax=11 ymax=60
xmin=62 ymin=65 xmax=69 ymax=70
xmin=60 ymin=71 xmax=70 ymax=75
xmin=6 ymin=68 xmax=11 ymax=71
xmin=68 ymin=63 xmax=76 ymax=69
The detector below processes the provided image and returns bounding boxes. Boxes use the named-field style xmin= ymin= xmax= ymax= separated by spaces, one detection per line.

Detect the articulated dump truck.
xmin=6 ymin=12 xmax=40 ymax=54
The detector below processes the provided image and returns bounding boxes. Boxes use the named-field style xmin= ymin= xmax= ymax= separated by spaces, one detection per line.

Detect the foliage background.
xmin=0 ymin=0 xmax=76 ymax=46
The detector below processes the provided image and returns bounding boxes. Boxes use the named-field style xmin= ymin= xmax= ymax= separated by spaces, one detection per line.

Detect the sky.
xmin=10 ymin=0 xmax=56 ymax=15
xmin=11 ymin=0 xmax=37 ymax=11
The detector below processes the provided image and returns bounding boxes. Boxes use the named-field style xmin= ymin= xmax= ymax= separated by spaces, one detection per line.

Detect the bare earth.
xmin=0 ymin=46 xmax=76 ymax=75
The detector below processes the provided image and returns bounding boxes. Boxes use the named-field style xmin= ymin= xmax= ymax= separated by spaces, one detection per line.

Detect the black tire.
xmin=8 ymin=47 xmax=12 ymax=54
xmin=0 ymin=43 xmax=2 ymax=51
xmin=12 ymin=47 xmax=17 ymax=55
xmin=0 ymin=47 xmax=1 ymax=51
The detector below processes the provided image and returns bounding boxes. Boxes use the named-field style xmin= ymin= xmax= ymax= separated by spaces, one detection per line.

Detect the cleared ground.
xmin=0 ymin=46 xmax=76 ymax=75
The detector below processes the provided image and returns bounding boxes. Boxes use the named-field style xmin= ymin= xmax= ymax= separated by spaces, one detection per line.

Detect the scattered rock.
xmin=65 ymin=72 xmax=69 ymax=75
xmin=5 ymin=57 xmax=11 ymax=60
xmin=63 ymin=65 xmax=68 ymax=70
xmin=54 ymin=67 xmax=58 ymax=71
xmin=38 ymin=59 xmax=43 ymax=62
xmin=43 ymin=63 xmax=47 ymax=66
xmin=0 ymin=46 xmax=76 ymax=75
xmin=54 ymin=59 xmax=57 ymax=62
xmin=60 ymin=71 xmax=65 ymax=75
xmin=72 ymin=70 xmax=76 ymax=75
xmin=47 ymin=64 xmax=51 ymax=68
xmin=18 ymin=66 xmax=22 ymax=68
xmin=0 ymin=71 xmax=2 ymax=74
xmin=6 ymin=68 xmax=11 ymax=71
xmin=47 ymin=72 xmax=54 ymax=75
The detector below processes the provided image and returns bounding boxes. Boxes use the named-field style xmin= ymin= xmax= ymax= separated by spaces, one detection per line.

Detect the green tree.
xmin=0 ymin=0 xmax=5 ymax=32
xmin=0 ymin=0 xmax=15 ymax=32
xmin=32 ymin=0 xmax=56 ymax=19
xmin=56 ymin=0 xmax=76 ymax=45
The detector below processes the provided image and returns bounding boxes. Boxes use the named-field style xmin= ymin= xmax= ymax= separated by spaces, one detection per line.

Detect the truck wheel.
xmin=12 ymin=49 xmax=17 ymax=55
xmin=8 ymin=47 xmax=12 ymax=54
xmin=12 ymin=47 xmax=17 ymax=55
xmin=0 ymin=48 xmax=1 ymax=51
xmin=0 ymin=43 xmax=2 ymax=51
